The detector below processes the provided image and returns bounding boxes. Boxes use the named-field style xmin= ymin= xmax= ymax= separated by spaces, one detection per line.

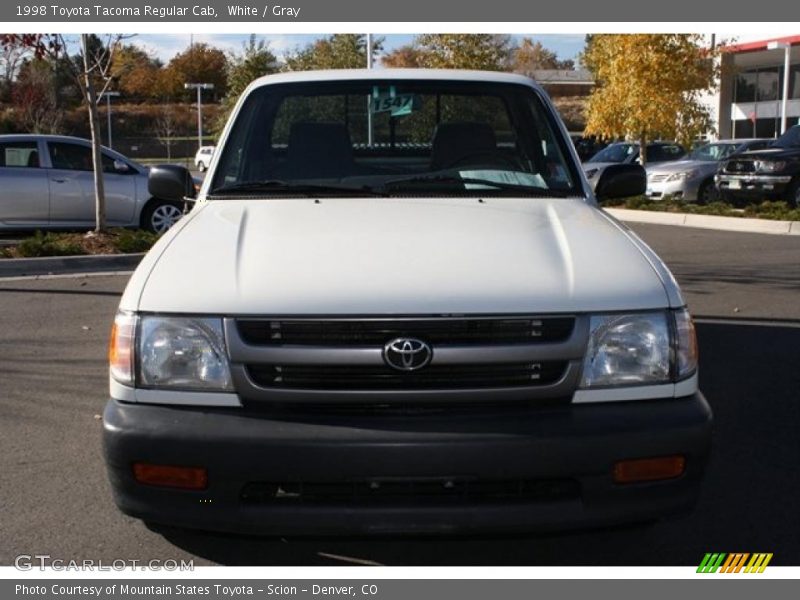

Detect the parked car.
xmin=645 ymin=139 xmax=770 ymax=204
xmin=717 ymin=125 xmax=800 ymax=207
xmin=194 ymin=145 xmax=215 ymax=172
xmin=570 ymin=134 xmax=608 ymax=163
xmin=103 ymin=69 xmax=710 ymax=536
xmin=583 ymin=141 xmax=686 ymax=192
xmin=0 ymin=135 xmax=186 ymax=233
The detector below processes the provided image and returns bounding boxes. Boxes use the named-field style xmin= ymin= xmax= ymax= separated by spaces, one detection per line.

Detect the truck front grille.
xmin=236 ymin=316 xmax=575 ymax=346
xmin=225 ymin=315 xmax=587 ymax=404
xmin=246 ymin=362 xmax=567 ymax=390
xmin=723 ymin=159 xmax=756 ymax=173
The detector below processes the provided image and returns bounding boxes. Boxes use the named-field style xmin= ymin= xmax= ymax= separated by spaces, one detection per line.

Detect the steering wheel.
xmin=444 ymin=151 xmax=523 ymax=170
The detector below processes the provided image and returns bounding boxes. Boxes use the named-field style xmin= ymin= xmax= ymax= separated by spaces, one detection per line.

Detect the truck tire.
xmin=787 ymin=179 xmax=800 ymax=208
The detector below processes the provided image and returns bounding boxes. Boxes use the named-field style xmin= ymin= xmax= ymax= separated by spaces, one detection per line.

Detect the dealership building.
xmin=714 ymin=34 xmax=800 ymax=139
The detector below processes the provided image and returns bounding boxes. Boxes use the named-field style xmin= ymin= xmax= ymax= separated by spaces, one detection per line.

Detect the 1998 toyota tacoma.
xmin=103 ymin=70 xmax=711 ymax=535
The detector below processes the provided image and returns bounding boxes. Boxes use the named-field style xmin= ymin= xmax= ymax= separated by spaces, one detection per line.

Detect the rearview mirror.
xmin=595 ymin=164 xmax=646 ymax=200
xmin=148 ymin=165 xmax=196 ymax=202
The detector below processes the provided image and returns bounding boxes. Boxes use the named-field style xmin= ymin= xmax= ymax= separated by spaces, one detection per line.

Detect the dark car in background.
xmin=717 ymin=125 xmax=800 ymax=207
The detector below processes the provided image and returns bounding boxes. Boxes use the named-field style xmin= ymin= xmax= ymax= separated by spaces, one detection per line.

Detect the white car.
xmin=0 ymin=134 xmax=185 ymax=232
xmin=194 ymin=145 xmax=215 ymax=172
xmin=103 ymin=69 xmax=710 ymax=536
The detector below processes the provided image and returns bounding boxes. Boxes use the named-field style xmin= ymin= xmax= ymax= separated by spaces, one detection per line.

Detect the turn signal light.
xmin=613 ymin=455 xmax=686 ymax=484
xmin=132 ymin=462 xmax=208 ymax=490
xmin=109 ymin=312 xmax=136 ymax=385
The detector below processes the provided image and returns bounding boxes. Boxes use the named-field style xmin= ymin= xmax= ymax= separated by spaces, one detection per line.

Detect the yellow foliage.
xmin=584 ymin=34 xmax=719 ymax=162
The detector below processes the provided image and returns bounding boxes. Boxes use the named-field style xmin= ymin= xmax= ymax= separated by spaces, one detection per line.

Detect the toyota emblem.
xmin=383 ymin=337 xmax=433 ymax=372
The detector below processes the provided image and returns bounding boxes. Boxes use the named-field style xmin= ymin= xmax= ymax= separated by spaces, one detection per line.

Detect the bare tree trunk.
xmin=639 ymin=132 xmax=648 ymax=166
xmin=82 ymin=34 xmax=106 ymax=233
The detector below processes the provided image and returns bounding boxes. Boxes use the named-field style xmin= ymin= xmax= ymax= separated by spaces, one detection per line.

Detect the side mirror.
xmin=595 ymin=164 xmax=646 ymax=200
xmin=113 ymin=160 xmax=130 ymax=173
xmin=148 ymin=165 xmax=196 ymax=202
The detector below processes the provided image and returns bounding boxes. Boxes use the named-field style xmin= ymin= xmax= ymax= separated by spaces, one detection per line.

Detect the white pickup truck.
xmin=103 ymin=69 xmax=711 ymax=535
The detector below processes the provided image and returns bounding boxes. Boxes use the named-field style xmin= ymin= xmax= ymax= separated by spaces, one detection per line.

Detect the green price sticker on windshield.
xmin=371 ymin=88 xmax=417 ymax=117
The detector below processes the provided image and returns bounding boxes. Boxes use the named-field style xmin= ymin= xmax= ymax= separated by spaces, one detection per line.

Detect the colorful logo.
xmin=697 ymin=553 xmax=773 ymax=573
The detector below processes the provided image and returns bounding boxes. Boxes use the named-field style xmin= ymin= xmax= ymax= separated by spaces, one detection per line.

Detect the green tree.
xmin=215 ymin=35 xmax=278 ymax=133
xmin=401 ymin=34 xmax=513 ymax=70
xmin=283 ymin=34 xmax=382 ymax=71
xmin=583 ymin=34 xmax=719 ymax=164
xmin=511 ymin=38 xmax=575 ymax=75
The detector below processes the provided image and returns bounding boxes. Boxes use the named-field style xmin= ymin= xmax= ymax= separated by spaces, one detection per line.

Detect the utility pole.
xmin=768 ymin=41 xmax=792 ymax=135
xmin=100 ymin=90 xmax=120 ymax=149
xmin=184 ymin=82 xmax=214 ymax=151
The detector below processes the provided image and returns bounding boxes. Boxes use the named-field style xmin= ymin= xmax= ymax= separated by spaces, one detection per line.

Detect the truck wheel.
xmin=197 ymin=161 xmax=206 ymax=172
xmin=141 ymin=200 xmax=184 ymax=233
xmin=788 ymin=180 xmax=800 ymax=208
xmin=697 ymin=180 xmax=717 ymax=205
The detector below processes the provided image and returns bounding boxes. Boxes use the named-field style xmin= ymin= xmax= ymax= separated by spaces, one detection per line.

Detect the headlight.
xmin=584 ymin=168 xmax=598 ymax=179
xmin=580 ymin=309 xmax=698 ymax=388
xmin=666 ymin=169 xmax=698 ymax=182
xmin=138 ymin=316 xmax=233 ymax=391
xmin=755 ymin=160 xmax=786 ymax=173
xmin=581 ymin=312 xmax=671 ymax=388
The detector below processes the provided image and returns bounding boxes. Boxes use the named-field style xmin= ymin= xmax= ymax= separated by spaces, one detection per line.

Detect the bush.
xmin=600 ymin=196 xmax=800 ymax=221
xmin=113 ymin=229 xmax=160 ymax=254
xmin=743 ymin=201 xmax=800 ymax=222
xmin=15 ymin=231 xmax=86 ymax=257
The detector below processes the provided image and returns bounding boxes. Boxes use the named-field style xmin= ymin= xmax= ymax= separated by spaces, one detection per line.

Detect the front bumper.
xmin=103 ymin=393 xmax=712 ymax=535
xmin=645 ymin=178 xmax=702 ymax=201
xmin=717 ymin=174 xmax=792 ymax=199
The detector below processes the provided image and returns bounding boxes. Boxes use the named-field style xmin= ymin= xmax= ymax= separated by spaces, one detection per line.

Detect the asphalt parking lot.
xmin=1 ymin=223 xmax=799 ymax=566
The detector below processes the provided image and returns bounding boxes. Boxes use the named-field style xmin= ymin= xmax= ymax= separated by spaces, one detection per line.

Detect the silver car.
xmin=645 ymin=139 xmax=771 ymax=204
xmin=0 ymin=134 xmax=185 ymax=232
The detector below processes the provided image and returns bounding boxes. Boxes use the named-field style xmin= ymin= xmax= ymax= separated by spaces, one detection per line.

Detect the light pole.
xmin=99 ymin=90 xmax=120 ymax=149
xmin=767 ymin=41 xmax=792 ymax=135
xmin=184 ymin=82 xmax=215 ymax=151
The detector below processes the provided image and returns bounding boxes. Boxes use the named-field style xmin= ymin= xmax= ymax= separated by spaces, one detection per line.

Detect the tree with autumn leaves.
xmin=583 ymin=34 xmax=720 ymax=164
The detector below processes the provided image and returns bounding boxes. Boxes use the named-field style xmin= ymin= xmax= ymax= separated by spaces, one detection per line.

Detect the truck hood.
xmin=732 ymin=146 xmax=800 ymax=160
xmin=132 ymin=197 xmax=669 ymax=315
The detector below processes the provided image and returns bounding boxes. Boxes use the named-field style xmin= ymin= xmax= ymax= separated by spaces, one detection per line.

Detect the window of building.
xmin=735 ymin=71 xmax=757 ymax=103
xmin=757 ymin=67 xmax=781 ymax=102
xmin=791 ymin=65 xmax=800 ymax=100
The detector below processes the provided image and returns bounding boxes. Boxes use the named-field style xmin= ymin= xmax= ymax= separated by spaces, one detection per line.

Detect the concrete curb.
xmin=606 ymin=208 xmax=800 ymax=236
xmin=0 ymin=253 xmax=144 ymax=278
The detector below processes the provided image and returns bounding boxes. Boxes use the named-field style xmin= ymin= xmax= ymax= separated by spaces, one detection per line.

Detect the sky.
xmin=134 ymin=33 xmax=586 ymax=65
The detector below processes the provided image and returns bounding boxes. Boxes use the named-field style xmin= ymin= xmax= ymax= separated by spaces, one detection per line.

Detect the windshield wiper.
xmin=208 ymin=180 xmax=387 ymax=197
xmin=382 ymin=174 xmax=573 ymax=196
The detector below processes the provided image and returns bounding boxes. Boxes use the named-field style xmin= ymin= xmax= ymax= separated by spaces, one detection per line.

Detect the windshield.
xmin=587 ymin=143 xmax=637 ymax=163
xmin=774 ymin=125 xmax=800 ymax=148
xmin=209 ymin=79 xmax=579 ymax=197
xmin=688 ymin=143 xmax=738 ymax=161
